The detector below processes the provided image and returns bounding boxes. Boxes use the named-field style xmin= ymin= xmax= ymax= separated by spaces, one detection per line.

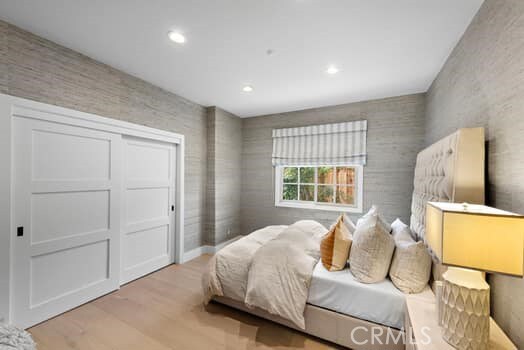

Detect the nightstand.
xmin=404 ymin=289 xmax=516 ymax=350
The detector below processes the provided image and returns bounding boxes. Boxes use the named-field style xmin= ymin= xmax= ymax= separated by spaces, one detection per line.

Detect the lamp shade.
xmin=426 ymin=202 xmax=524 ymax=277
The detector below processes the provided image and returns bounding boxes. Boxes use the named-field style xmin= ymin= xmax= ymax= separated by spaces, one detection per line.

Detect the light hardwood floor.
xmin=28 ymin=254 xmax=342 ymax=350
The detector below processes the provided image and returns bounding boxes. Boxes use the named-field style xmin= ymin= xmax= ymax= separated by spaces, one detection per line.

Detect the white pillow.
xmin=349 ymin=206 xmax=395 ymax=283
xmin=389 ymin=218 xmax=432 ymax=294
xmin=391 ymin=218 xmax=416 ymax=241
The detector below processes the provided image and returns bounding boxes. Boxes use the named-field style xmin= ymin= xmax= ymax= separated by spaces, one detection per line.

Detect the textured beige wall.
xmin=0 ymin=21 xmax=6 ymax=94
xmin=241 ymin=94 xmax=426 ymax=233
xmin=0 ymin=20 xmax=208 ymax=252
xmin=425 ymin=0 xmax=524 ymax=347
xmin=206 ymin=107 xmax=242 ymax=245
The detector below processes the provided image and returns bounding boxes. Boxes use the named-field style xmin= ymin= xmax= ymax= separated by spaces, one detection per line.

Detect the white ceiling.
xmin=0 ymin=0 xmax=483 ymax=117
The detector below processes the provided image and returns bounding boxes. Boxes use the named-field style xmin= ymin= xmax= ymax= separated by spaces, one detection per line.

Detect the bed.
xmin=204 ymin=127 xmax=485 ymax=349
xmin=307 ymin=262 xmax=430 ymax=330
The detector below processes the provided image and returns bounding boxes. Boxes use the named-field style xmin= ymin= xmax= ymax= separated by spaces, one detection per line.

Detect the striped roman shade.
xmin=272 ymin=120 xmax=367 ymax=166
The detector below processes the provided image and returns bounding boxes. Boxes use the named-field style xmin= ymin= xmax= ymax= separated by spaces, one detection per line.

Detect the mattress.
xmin=307 ymin=262 xmax=429 ymax=329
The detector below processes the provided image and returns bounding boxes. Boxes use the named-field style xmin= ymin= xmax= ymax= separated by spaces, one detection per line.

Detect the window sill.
xmin=275 ymin=201 xmax=363 ymax=213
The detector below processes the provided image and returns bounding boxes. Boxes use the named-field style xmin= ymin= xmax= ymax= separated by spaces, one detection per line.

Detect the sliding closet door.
xmin=12 ymin=117 xmax=121 ymax=328
xmin=121 ymin=136 xmax=176 ymax=284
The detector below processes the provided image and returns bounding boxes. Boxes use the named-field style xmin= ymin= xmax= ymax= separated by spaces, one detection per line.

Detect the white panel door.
xmin=121 ymin=136 xmax=175 ymax=284
xmin=12 ymin=117 xmax=121 ymax=328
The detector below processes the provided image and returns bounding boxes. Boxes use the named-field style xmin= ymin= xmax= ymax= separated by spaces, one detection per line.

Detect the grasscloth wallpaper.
xmin=0 ymin=20 xmax=208 ymax=252
xmin=206 ymin=107 xmax=242 ymax=245
xmin=425 ymin=0 xmax=524 ymax=347
xmin=240 ymin=94 xmax=426 ymax=233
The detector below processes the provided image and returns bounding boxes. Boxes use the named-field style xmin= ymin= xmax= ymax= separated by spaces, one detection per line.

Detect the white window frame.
xmin=274 ymin=165 xmax=364 ymax=213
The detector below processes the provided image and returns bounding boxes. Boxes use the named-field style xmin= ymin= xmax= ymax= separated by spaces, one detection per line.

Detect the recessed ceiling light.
xmin=326 ymin=65 xmax=339 ymax=75
xmin=168 ymin=31 xmax=186 ymax=44
xmin=242 ymin=85 xmax=253 ymax=92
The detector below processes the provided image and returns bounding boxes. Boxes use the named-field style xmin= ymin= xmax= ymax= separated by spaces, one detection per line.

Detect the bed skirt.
xmin=212 ymin=296 xmax=406 ymax=350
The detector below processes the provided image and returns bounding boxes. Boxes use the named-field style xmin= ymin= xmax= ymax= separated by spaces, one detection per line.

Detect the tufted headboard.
xmin=409 ymin=128 xmax=485 ymax=282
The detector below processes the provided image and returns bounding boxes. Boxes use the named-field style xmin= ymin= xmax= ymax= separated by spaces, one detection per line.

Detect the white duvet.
xmin=202 ymin=220 xmax=327 ymax=329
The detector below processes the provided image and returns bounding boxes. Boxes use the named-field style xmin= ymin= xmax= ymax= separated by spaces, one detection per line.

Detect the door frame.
xmin=0 ymin=93 xmax=185 ymax=325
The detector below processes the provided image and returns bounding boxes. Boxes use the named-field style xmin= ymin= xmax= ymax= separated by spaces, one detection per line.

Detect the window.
xmin=275 ymin=165 xmax=363 ymax=213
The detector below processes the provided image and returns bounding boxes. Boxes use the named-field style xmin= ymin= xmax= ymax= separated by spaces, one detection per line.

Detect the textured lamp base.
xmin=440 ymin=268 xmax=490 ymax=350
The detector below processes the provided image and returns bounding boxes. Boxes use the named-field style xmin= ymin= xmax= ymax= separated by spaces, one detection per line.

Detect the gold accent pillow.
xmin=320 ymin=215 xmax=353 ymax=271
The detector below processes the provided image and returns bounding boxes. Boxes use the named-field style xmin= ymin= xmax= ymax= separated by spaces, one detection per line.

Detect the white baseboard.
xmin=182 ymin=246 xmax=211 ymax=263
xmin=182 ymin=236 xmax=242 ymax=263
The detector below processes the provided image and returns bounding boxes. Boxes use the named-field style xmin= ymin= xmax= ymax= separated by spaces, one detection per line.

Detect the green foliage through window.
xmin=317 ymin=185 xmax=334 ymax=203
xmin=283 ymin=184 xmax=298 ymax=200
xmin=300 ymin=167 xmax=315 ymax=183
xmin=283 ymin=167 xmax=298 ymax=183
xmin=300 ymin=185 xmax=315 ymax=201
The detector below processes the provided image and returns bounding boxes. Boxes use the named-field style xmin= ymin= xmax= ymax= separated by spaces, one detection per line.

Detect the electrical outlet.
xmin=227 ymin=228 xmax=231 ymax=236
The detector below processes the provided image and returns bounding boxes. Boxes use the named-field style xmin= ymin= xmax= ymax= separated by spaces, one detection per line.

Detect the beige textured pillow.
xmin=389 ymin=219 xmax=432 ymax=294
xmin=356 ymin=206 xmax=391 ymax=235
xmin=349 ymin=206 xmax=395 ymax=283
xmin=320 ymin=215 xmax=353 ymax=271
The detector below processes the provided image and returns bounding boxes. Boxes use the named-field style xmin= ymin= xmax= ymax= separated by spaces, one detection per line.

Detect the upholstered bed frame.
xmin=410 ymin=127 xmax=485 ymax=286
xmin=212 ymin=128 xmax=485 ymax=349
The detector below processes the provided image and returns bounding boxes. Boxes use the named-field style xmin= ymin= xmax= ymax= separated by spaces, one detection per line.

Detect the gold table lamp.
xmin=425 ymin=202 xmax=524 ymax=350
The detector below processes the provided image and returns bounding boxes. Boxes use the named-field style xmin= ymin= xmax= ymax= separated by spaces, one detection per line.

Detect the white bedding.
xmin=203 ymin=221 xmax=327 ymax=329
xmin=307 ymin=262 xmax=431 ymax=329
